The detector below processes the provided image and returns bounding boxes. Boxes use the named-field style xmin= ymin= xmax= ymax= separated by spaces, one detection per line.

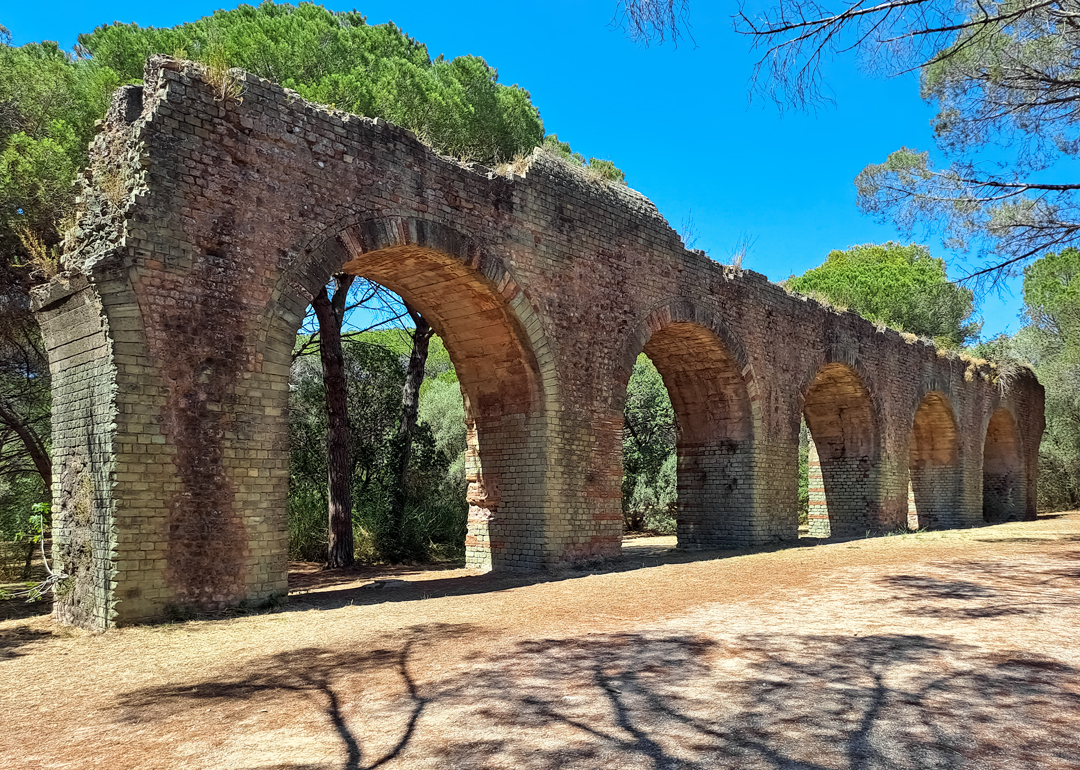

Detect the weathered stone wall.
xmin=34 ymin=58 xmax=1046 ymax=628
xmin=34 ymin=274 xmax=117 ymax=626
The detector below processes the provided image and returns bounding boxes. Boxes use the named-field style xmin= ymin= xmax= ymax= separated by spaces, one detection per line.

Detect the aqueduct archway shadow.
xmin=983 ymin=408 xmax=1025 ymax=523
xmin=908 ymin=392 xmax=962 ymax=529
xmin=803 ymin=363 xmax=879 ymax=538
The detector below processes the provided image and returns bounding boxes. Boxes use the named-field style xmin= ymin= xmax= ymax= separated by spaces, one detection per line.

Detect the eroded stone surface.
xmin=33 ymin=57 xmax=1046 ymax=628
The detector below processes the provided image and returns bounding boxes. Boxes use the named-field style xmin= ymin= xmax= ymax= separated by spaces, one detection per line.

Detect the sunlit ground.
xmin=3 ymin=513 xmax=1079 ymax=769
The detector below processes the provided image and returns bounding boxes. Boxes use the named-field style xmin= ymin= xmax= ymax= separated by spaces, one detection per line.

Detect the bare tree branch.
xmin=615 ymin=0 xmax=693 ymax=45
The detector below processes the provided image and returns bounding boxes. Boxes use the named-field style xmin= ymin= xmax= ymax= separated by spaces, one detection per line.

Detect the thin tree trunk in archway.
xmin=312 ymin=275 xmax=355 ymax=568
xmin=387 ymin=303 xmax=432 ymax=561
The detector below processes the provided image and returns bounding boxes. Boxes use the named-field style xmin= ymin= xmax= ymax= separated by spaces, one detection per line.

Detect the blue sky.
xmin=3 ymin=0 xmax=1028 ymax=336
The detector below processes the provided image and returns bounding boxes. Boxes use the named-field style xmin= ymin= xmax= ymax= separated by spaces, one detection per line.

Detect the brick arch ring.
xmin=263 ymin=215 xmax=561 ymax=413
xmin=979 ymin=399 xmax=1019 ymax=436
xmin=979 ymin=401 xmax=1023 ymax=454
xmin=610 ymin=297 xmax=762 ymax=437
xmin=909 ymin=379 xmax=964 ymax=451
xmin=795 ymin=343 xmax=885 ymax=460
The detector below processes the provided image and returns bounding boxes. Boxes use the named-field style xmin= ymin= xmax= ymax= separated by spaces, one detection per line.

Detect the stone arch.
xmin=983 ymin=407 xmax=1026 ymax=523
xmin=801 ymin=362 xmax=881 ymax=538
xmin=908 ymin=390 xmax=962 ymax=528
xmin=267 ymin=216 xmax=559 ymax=570
xmin=614 ymin=300 xmax=760 ymax=548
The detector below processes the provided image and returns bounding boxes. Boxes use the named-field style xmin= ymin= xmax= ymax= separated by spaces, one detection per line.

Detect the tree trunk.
xmin=311 ymin=275 xmax=355 ymax=568
xmin=21 ymin=539 xmax=35 ymax=580
xmin=0 ymin=397 xmax=51 ymax=491
xmin=386 ymin=305 xmax=433 ymax=561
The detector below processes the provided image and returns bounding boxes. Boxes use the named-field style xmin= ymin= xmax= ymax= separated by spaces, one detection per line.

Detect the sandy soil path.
xmin=2 ymin=514 xmax=1079 ymax=770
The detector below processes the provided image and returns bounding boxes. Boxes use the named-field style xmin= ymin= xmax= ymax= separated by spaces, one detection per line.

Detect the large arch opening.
xmin=288 ymin=277 xmax=469 ymax=565
xmin=283 ymin=226 xmax=550 ymax=573
xmin=908 ymin=392 xmax=961 ymax=529
xmin=801 ymin=363 xmax=878 ymax=538
xmin=983 ymin=408 xmax=1025 ymax=523
xmin=622 ymin=320 xmax=754 ymax=549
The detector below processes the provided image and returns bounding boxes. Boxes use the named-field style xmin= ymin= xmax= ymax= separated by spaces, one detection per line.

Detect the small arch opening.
xmin=983 ymin=408 xmax=1025 ymax=522
xmin=908 ymin=392 xmax=961 ymax=529
xmin=622 ymin=320 xmax=754 ymax=549
xmin=801 ymin=363 xmax=878 ymax=538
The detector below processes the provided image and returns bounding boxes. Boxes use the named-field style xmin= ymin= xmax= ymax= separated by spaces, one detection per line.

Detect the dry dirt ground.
xmin=3 ymin=514 xmax=1080 ymax=770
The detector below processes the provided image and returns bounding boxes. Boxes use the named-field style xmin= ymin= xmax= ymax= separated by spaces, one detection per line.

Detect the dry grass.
xmin=97 ymin=166 xmax=129 ymax=210
xmin=786 ymin=285 xmax=849 ymax=313
xmin=13 ymin=224 xmax=59 ymax=278
xmin=201 ymin=42 xmax=244 ymax=104
xmin=3 ymin=513 xmax=1080 ymax=768
xmin=494 ymin=153 xmax=532 ymax=178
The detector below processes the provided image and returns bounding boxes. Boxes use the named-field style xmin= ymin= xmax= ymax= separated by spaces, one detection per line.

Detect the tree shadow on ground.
xmin=114 ymin=622 xmax=1080 ymax=770
xmin=0 ymin=622 xmax=55 ymax=660
xmin=879 ymin=546 xmax=1080 ymax=620
xmin=0 ymin=595 xmax=50 ymax=623
xmin=115 ymin=622 xmax=472 ymax=770
xmin=282 ymin=538 xmax=835 ymax=615
xmin=440 ymin=632 xmax=1080 ymax=769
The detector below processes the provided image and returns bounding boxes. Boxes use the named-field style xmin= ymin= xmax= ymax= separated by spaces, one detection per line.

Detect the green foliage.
xmin=417 ymin=376 xmax=467 ymax=487
xmin=798 ymin=419 xmax=809 ymax=526
xmin=0 ymin=35 xmax=110 ymax=533
xmin=786 ymin=241 xmax=979 ymax=348
xmin=78 ymin=2 xmax=544 ymax=164
xmin=623 ymin=355 xmax=677 ymax=532
xmin=969 ymin=247 xmax=1080 ymax=512
xmin=0 ymin=481 xmax=48 ymax=580
xmin=288 ymin=331 xmax=466 ymax=562
xmin=1016 ymin=248 xmax=1080 ymax=511
xmin=1023 ymin=247 xmax=1080 ymax=341
xmin=849 ymin=4 xmax=1080 ymax=274
xmin=0 ymin=313 xmax=52 ymax=560
xmin=730 ymin=0 xmax=1080 ymax=275
xmin=918 ymin=6 xmax=1079 ymax=164
xmin=0 ymin=36 xmax=116 ymax=268
xmin=627 ymin=453 xmax=677 ymax=535
xmin=542 ymin=134 xmax=626 ymax=184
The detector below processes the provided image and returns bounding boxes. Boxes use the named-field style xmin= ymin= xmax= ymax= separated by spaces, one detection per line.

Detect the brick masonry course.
xmin=31 ymin=58 xmax=1046 ymax=629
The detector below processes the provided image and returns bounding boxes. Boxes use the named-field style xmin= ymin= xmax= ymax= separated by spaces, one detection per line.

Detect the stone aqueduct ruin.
xmin=33 ymin=58 xmax=1045 ymax=629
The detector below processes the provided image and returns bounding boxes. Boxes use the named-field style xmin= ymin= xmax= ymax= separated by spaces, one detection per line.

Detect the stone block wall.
xmin=35 ymin=58 xmax=1046 ymax=628
xmin=34 ymin=275 xmax=117 ymax=626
